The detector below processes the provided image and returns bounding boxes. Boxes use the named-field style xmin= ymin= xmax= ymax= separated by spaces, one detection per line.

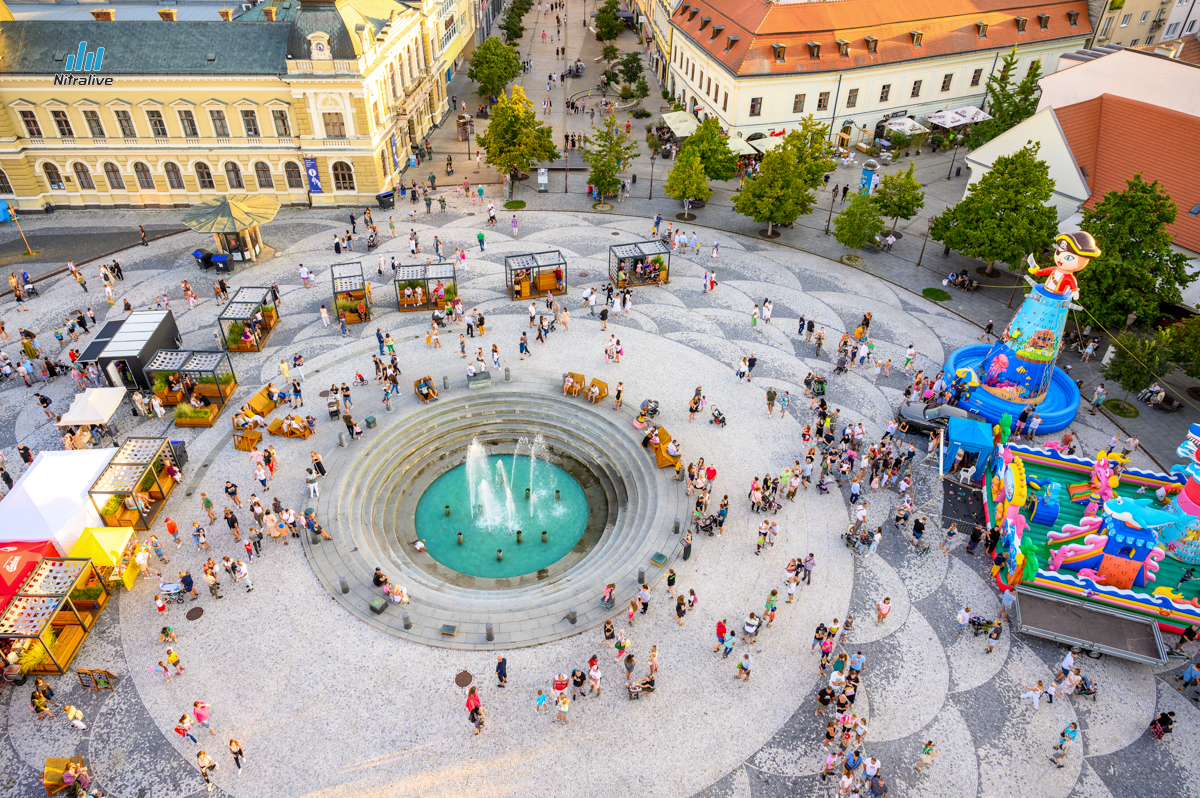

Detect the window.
xmin=83 ymin=110 xmax=105 ymax=138
xmin=690 ymin=64 xmax=695 ymax=80
xmin=1068 ymin=10 xmax=1080 ymax=26
xmin=73 ymin=163 xmax=95 ymax=190
xmin=224 ymin=162 xmax=244 ymax=189
xmin=845 ymin=88 xmax=858 ymax=108
xmin=1038 ymin=13 xmax=1050 ymax=29
xmin=1121 ymin=14 xmax=1131 ymax=26
xmin=971 ymin=68 xmax=983 ymax=86
xmin=284 ymin=162 xmax=304 ymax=189
xmin=1189 ymin=204 xmax=1200 ymax=216
xmin=773 ymin=45 xmax=786 ymax=63
xmin=911 ymin=80 xmax=922 ymax=98
xmin=210 ymin=110 xmax=230 ymax=137
xmin=749 ymin=97 xmax=763 ymax=116
xmin=195 ymin=162 xmax=215 ymax=190
xmin=722 ymin=91 xmax=728 ymax=112
xmin=379 ymin=149 xmax=389 ymax=178
xmin=879 ymin=84 xmax=891 ymax=102
xmin=272 ymin=110 xmax=291 ymax=137
xmin=1129 ymin=38 xmax=1140 ymax=45
xmin=241 ymin=109 xmax=260 ymax=137
xmin=910 ymin=30 xmax=923 ymax=47
xmin=164 ymin=162 xmax=184 ymax=190
xmin=723 ymin=36 xmax=738 ymax=52
xmin=807 ymin=41 xmax=820 ymax=59
xmin=115 ymin=110 xmax=136 ymax=137
xmin=1015 ymin=16 xmax=1028 ymax=32
xmin=1145 ymin=35 xmax=1154 ymax=44
xmin=941 ymin=74 xmax=953 ymax=91
xmin=1139 ymin=11 xmax=1149 ymax=23
xmin=20 ymin=111 xmax=42 ymax=138
xmin=1167 ymin=22 xmax=1180 ymax=36
xmin=1189 ymin=20 xmax=1198 ymax=32
xmin=255 ymin=161 xmax=274 ymax=188
xmin=792 ymin=93 xmax=806 ymax=113
xmin=177 ymin=110 xmax=199 ymax=138
xmin=817 ymin=91 xmax=830 ymax=110
xmin=837 ymin=39 xmax=850 ymax=56
xmin=0 ymin=170 xmax=12 ymax=194
xmin=103 ymin=162 xmax=124 ymax=190
xmin=977 ymin=22 xmax=988 ymax=37
xmin=146 ymin=110 xmax=167 ymax=137
xmin=706 ymin=77 xmax=711 ymax=95
xmin=322 ymin=112 xmax=346 ymax=138
xmin=1100 ymin=16 xmax=1114 ymax=36
xmin=1027 ymin=60 xmax=1039 ymax=74
xmin=332 ymin=161 xmax=355 ymax=191
xmin=865 ymin=36 xmax=878 ymax=53
xmin=133 ymin=162 xmax=155 ymax=190
xmin=52 ymin=110 xmax=74 ymax=138
xmin=43 ymin=163 xmax=64 ymax=189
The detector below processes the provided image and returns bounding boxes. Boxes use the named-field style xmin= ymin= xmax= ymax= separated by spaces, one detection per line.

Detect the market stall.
xmin=0 ymin=557 xmax=109 ymax=676
xmin=504 ymin=250 xmax=567 ymax=301
xmin=394 ymin=263 xmax=457 ymax=313
xmin=88 ymin=438 xmax=180 ymax=531
xmin=332 ymin=262 xmax=372 ymax=324
xmin=0 ymin=449 xmax=116 ymax=555
xmin=92 ymin=310 xmax=182 ymax=391
xmin=144 ymin=349 xmax=237 ymax=428
xmin=70 ymin=527 xmax=139 ymax=591
xmin=609 ymin=240 xmax=671 ymax=288
xmin=180 ymin=193 xmax=279 ymax=264
xmin=217 ymin=287 xmax=279 ymax=352
xmin=54 ymin=387 xmax=126 ymax=449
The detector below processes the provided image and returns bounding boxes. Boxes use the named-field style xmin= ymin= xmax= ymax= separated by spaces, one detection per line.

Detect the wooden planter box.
xmin=175 ymin=407 xmax=217 ymax=428
xmin=103 ymin=506 xmax=139 ymax=528
xmin=196 ymin=379 xmax=236 ymax=401
xmin=154 ymin=388 xmax=184 ymax=407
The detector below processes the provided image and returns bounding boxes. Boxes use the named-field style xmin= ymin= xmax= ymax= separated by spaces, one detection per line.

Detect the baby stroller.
xmin=763 ymin=495 xmax=783 ymax=515
xmin=639 ymin=399 xmax=660 ymax=419
xmin=22 ymin=282 xmax=39 ymax=298
xmin=834 ymin=356 xmax=849 ymax=375
xmin=628 ymin=677 xmax=656 ymax=699
xmin=968 ymin=615 xmax=996 ymax=636
xmin=709 ymin=406 xmax=726 ymax=427
xmin=1073 ymin=674 xmax=1099 ymax=701
xmin=812 ymin=377 xmax=827 ymax=398
xmin=695 ymin=514 xmax=718 ymax=536
xmin=158 ymin=583 xmax=186 ymax=604
xmin=431 ymin=309 xmax=448 ymax=327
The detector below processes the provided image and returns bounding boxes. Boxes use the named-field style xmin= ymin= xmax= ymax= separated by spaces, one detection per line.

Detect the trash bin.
xmin=212 ymin=254 xmax=232 ymax=273
xmin=170 ymin=440 xmax=189 ymax=468
xmin=631 ymin=173 xmax=637 ymax=184
xmin=193 ymin=249 xmax=215 ymax=270
xmin=376 ymin=191 xmax=395 ymax=209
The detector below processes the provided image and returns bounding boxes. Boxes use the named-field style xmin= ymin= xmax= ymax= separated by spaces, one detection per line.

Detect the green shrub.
xmin=174 ymin=403 xmax=210 ymax=420
xmin=100 ymin=494 xmax=125 ymax=516
xmin=620 ymin=84 xmax=634 ymax=101
xmin=70 ymin=586 xmax=105 ymax=602
xmin=335 ymin=297 xmax=360 ymax=313
xmin=225 ymin=321 xmax=245 ymax=345
xmin=661 ymin=89 xmax=669 ymax=99
xmin=152 ymin=373 xmax=170 ymax=392
xmin=18 ymin=628 xmax=55 ymax=673
xmin=922 ymin=287 xmax=952 ymax=302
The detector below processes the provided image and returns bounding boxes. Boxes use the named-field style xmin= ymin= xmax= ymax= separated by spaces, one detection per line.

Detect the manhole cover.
xmin=611 ymin=231 xmax=620 ymax=235
xmin=319 ymin=390 xmax=330 ymax=398
xmin=467 ymin=212 xmax=476 ymax=216
xmin=186 ymin=608 xmax=204 ymax=621
xmin=455 ymin=670 xmax=473 ymax=687
xmin=1188 ymin=387 xmax=1200 ymax=401
xmin=578 ymin=272 xmax=589 ymax=278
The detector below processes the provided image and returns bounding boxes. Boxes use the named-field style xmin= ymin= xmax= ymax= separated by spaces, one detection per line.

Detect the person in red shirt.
xmin=712 ymin=618 xmax=727 ymax=653
xmin=164 ymin=517 xmax=180 ymax=547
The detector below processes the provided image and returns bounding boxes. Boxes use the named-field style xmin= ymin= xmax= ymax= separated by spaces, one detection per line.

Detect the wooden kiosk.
xmin=609 ymin=240 xmax=671 ymax=287
xmin=88 ymin=437 xmax=181 ymax=531
xmin=504 ymin=250 xmax=567 ymax=300
xmin=394 ymin=263 xmax=457 ymax=312
xmin=0 ymin=557 xmax=110 ymax=676
xmin=144 ymin=349 xmax=237 ymax=428
xmin=217 ymin=287 xmax=279 ymax=352
xmin=332 ymin=262 xmax=372 ymax=324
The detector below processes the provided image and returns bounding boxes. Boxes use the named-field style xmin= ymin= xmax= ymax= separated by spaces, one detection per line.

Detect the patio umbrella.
xmin=925 ymin=109 xmax=970 ymax=128
xmin=884 ymin=117 xmax=929 ymax=135
xmin=179 ymin=194 xmax=281 ymax=234
xmin=661 ymin=111 xmax=698 ymax=138
xmin=727 ymin=137 xmax=757 ymax=156
xmin=949 ymin=106 xmax=993 ymax=124
xmin=749 ymin=137 xmax=784 ymax=154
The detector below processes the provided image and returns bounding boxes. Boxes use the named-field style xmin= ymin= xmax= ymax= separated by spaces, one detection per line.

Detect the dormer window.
xmin=678 ymin=3 xmax=689 ymax=15
xmin=1038 ymin=13 xmax=1050 ymax=29
xmin=687 ymin=8 xmax=699 ymax=21
xmin=836 ymin=39 xmax=849 ymax=56
xmin=976 ymin=22 xmax=988 ymax=37
xmin=1067 ymin=10 xmax=1080 ymax=26
xmin=910 ymin=30 xmax=923 ymax=47
xmin=864 ymin=36 xmax=878 ymax=53
xmin=807 ymin=41 xmax=820 ymax=59
xmin=699 ymin=16 xmax=710 ymax=30
xmin=724 ymin=35 xmax=739 ymax=52
xmin=773 ymin=43 xmax=786 ymax=62
xmin=710 ymin=24 xmax=723 ymax=40
xmin=1015 ymin=16 xmax=1028 ymax=32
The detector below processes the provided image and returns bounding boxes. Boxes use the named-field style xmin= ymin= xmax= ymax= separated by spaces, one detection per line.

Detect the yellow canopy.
xmin=180 ymin=194 xmax=280 ymax=234
xmin=71 ymin=527 xmax=139 ymax=589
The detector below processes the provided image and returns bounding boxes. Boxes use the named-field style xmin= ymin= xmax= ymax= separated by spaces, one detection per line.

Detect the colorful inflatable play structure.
xmin=944 ymin=232 xmax=1101 ymax=435
xmin=985 ymin=423 xmax=1200 ymax=630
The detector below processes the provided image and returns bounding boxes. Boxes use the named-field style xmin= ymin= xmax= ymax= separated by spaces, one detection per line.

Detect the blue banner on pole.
xmin=304 ymin=157 xmax=323 ymax=194
xmin=390 ymin=135 xmax=399 ymax=171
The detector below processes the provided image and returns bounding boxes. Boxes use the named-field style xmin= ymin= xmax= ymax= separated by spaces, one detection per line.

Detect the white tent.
xmin=749 ymin=137 xmax=784 ymax=154
xmin=661 ymin=111 xmax=698 ymax=138
xmin=727 ymin=137 xmax=757 ymax=156
xmin=926 ymin=108 xmax=970 ymax=128
xmin=884 ymin=117 xmax=929 ymax=135
xmin=950 ymin=106 xmax=993 ymax=124
xmin=0 ymin=448 xmax=116 ymax=555
xmin=56 ymin=387 xmax=127 ymax=428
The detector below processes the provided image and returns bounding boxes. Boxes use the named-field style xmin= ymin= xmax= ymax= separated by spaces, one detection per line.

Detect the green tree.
xmin=1101 ymin=329 xmax=1176 ymax=404
xmin=931 ymin=142 xmax=1057 ymax=276
xmin=663 ymin=147 xmax=712 ymax=207
xmin=477 ymin=86 xmax=560 ymax=198
xmin=600 ymin=44 xmax=621 ymax=80
xmin=467 ymin=36 xmax=522 ymax=98
xmin=1076 ymin=174 xmax=1198 ymax=330
xmin=967 ymin=48 xmax=1043 ymax=148
xmin=732 ymin=148 xmax=806 ymax=235
xmin=595 ymin=0 xmax=621 ymax=41
xmin=1168 ymin=315 xmax=1200 ymax=379
xmin=579 ymin=120 xmax=639 ymax=199
xmin=778 ymin=115 xmax=837 ymax=195
xmin=871 ymin=163 xmax=925 ymax=233
xmin=499 ymin=2 xmax=525 ymax=42
xmin=833 ymin=192 xmax=885 ymax=250
xmin=680 ymin=117 xmax=737 ymax=182
xmin=618 ymin=52 xmax=644 ymax=86
xmin=634 ymin=77 xmax=651 ymax=108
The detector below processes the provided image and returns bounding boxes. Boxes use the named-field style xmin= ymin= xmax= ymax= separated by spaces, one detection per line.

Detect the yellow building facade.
xmin=0 ymin=0 xmax=465 ymax=211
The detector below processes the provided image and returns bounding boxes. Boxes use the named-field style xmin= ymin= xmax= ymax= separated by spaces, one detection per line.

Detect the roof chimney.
xmin=1155 ymin=43 xmax=1179 ymax=58
xmin=158 ymin=8 xmax=177 ymax=21
xmin=90 ymin=8 xmax=115 ymax=21
xmin=218 ymin=8 xmax=233 ymax=21
xmin=263 ymin=6 xmax=277 ymax=20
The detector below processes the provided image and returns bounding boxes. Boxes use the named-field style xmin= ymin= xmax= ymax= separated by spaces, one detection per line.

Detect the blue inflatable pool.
xmin=944 ymin=344 xmax=1080 ymax=435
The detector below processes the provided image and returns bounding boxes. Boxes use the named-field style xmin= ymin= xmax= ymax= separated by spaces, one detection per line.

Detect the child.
xmin=166 ymin=648 xmax=185 ymax=675
xmin=556 ymin=693 xmax=570 ymax=722
xmin=840 ymin=616 xmax=854 ymax=645
xmin=154 ymin=661 xmax=172 ymax=684
xmin=159 ymin=626 xmax=177 ymax=644
xmin=786 ymin=578 xmax=797 ymax=604
xmin=155 ymin=595 xmax=167 ymax=615
xmin=687 ymin=589 xmax=698 ymax=610
xmin=765 ymin=589 xmax=778 ymax=627
xmin=755 ymin=531 xmax=766 ymax=555
xmin=535 ymin=689 xmax=547 ymax=714
xmin=828 ymin=617 xmax=842 ymax=642
xmin=666 ymin=568 xmax=676 ymax=598
xmin=63 ymin=705 xmax=87 ymax=730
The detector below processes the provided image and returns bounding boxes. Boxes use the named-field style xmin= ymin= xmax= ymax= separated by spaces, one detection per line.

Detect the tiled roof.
xmin=671 ymin=0 xmax=1092 ymax=77
xmin=1134 ymin=34 xmax=1200 ymax=66
xmin=1055 ymin=93 xmax=1200 ymax=252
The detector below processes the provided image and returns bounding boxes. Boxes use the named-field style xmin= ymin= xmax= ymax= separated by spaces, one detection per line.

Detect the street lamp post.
xmin=945 ymin=135 xmax=961 ymax=180
xmin=824 ymin=189 xmax=836 ymax=235
xmin=917 ymin=217 xmax=934 ymax=266
xmin=648 ymin=151 xmax=656 ymax=200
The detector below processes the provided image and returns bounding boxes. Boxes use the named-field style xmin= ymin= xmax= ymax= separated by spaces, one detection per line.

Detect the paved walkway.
xmin=2 ymin=206 xmax=1198 ymax=798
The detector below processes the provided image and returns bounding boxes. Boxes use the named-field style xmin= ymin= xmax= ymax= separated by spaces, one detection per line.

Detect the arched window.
xmin=164 ymin=162 xmax=184 ymax=190
xmin=43 ymin=163 xmax=64 ymax=190
xmin=284 ymin=161 xmax=303 ymax=189
xmin=332 ymin=161 xmax=354 ymax=191
xmin=0 ymin=169 xmax=13 ymax=194
xmin=73 ymin=163 xmax=95 ymax=190
xmin=133 ymin=162 xmax=155 ymax=190
xmin=254 ymin=161 xmax=274 ymax=189
xmin=225 ymin=161 xmax=244 ymax=189
xmin=103 ymin=162 xmax=125 ymax=190
xmin=195 ymin=162 xmax=215 ymax=189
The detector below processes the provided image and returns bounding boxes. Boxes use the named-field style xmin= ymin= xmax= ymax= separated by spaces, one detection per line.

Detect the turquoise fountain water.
xmin=413 ymin=441 xmax=589 ymax=578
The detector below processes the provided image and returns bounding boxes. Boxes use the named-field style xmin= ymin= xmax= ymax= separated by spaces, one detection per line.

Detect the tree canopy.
xmin=1100 ymin=329 xmax=1176 ymax=404
xmin=779 ymin=115 xmax=838 ymax=193
xmin=618 ymin=52 xmax=644 ymax=86
xmin=834 ymin=192 xmax=885 ymax=250
xmin=966 ymin=48 xmax=1043 ymax=148
xmin=476 ymin=87 xmax=560 ymax=197
xmin=467 ymin=36 xmax=522 ymax=98
xmin=680 ymin=117 xmax=738 ymax=182
xmin=1076 ymin=174 xmax=1198 ymax=330
xmin=595 ymin=0 xmax=621 ymax=41
xmin=930 ymin=142 xmax=1057 ymax=275
xmin=871 ymin=163 xmax=925 ymax=233
xmin=732 ymin=148 xmax=808 ymax=234
xmin=663 ymin=147 xmax=712 ymax=204
xmin=1168 ymin=314 xmax=1200 ymax=379
xmin=579 ymin=120 xmax=639 ymax=199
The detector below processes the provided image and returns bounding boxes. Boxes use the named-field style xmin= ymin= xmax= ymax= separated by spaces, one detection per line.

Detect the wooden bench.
xmin=106 ymin=504 xmax=140 ymax=527
xmin=653 ymin=427 xmax=681 ymax=469
xmin=149 ymin=471 xmax=175 ymax=500
xmin=1155 ymin=395 xmax=1184 ymax=413
xmin=566 ymin=372 xmax=585 ymax=397
xmin=414 ymin=376 xmax=437 ymax=403
xmin=42 ymin=754 xmax=82 ymax=797
xmin=268 ymin=415 xmax=313 ymax=438
xmin=175 ymin=406 xmax=217 ymax=428
xmin=247 ymin=387 xmax=278 ymax=417
xmin=154 ymin=387 xmax=184 ymax=407
xmin=234 ymin=429 xmax=262 ymax=451
xmin=587 ymin=378 xmax=608 ymax=403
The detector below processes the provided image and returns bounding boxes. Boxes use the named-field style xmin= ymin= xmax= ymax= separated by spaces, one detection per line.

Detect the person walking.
xmin=495 ymin=655 xmax=507 ymax=688
xmin=193 ymin=701 xmax=217 ymax=735
xmin=735 ymin=653 xmax=753 ymax=681
xmin=1050 ymin=723 xmax=1078 ymax=768
xmin=196 ymin=750 xmax=218 ymax=792
xmin=466 ymin=686 xmax=484 ymax=734
xmin=228 ymin=740 xmax=246 ymax=774
xmin=176 ymin=715 xmax=200 ymax=745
